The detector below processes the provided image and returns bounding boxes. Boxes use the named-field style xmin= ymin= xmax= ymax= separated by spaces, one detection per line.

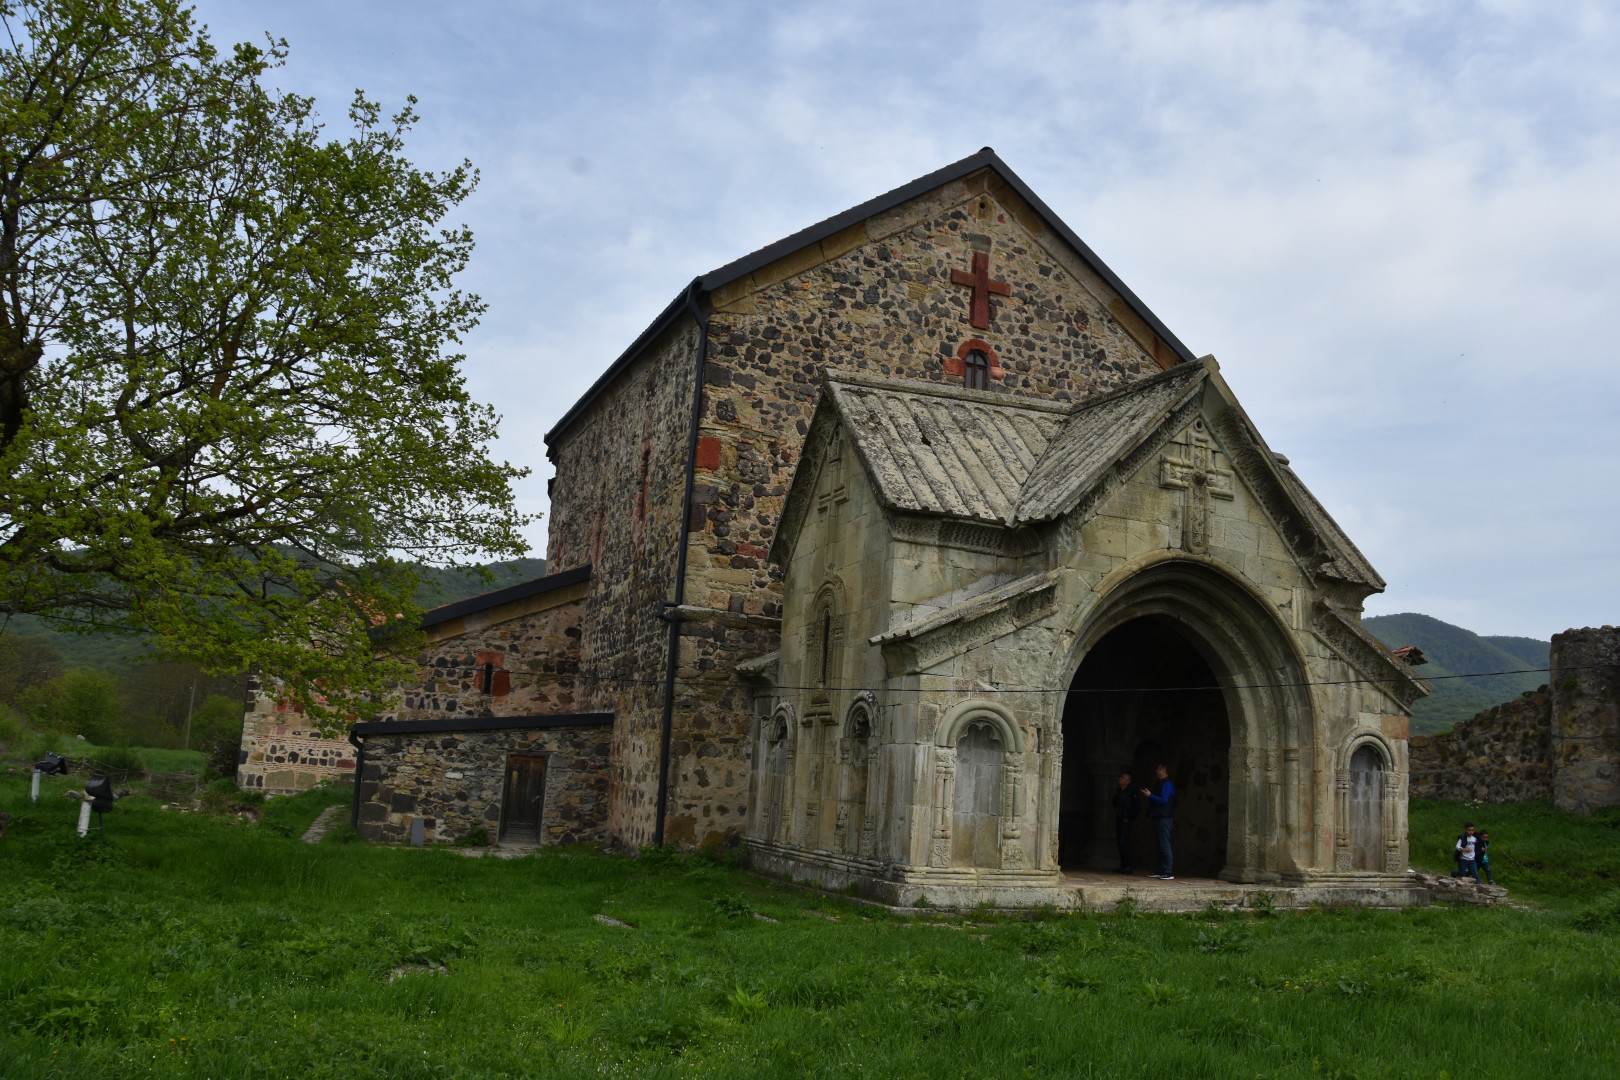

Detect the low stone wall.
xmin=1552 ymin=626 xmax=1620 ymax=814
xmin=1408 ymin=624 xmax=1620 ymax=813
xmin=1408 ymin=687 xmax=1552 ymax=803
xmin=354 ymin=722 xmax=612 ymax=845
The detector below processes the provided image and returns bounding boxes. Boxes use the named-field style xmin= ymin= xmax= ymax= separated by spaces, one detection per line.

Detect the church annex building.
xmin=238 ymin=149 xmax=1431 ymax=908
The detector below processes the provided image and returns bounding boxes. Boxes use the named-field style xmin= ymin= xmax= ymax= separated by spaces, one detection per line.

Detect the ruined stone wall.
xmin=1552 ymin=626 xmax=1620 ymax=814
xmin=1406 ymin=626 xmax=1620 ymax=813
xmin=354 ymin=724 xmax=612 ymax=845
xmin=545 ymin=320 xmax=705 ymax=846
xmin=1408 ymin=688 xmax=1553 ymax=803
xmin=236 ymin=673 xmax=355 ymax=793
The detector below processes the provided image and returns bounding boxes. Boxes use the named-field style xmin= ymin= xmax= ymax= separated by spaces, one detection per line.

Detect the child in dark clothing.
xmin=1479 ymin=830 xmax=1494 ymax=884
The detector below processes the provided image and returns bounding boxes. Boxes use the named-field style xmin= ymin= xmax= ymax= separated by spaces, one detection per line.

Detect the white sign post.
xmin=31 ymin=769 xmax=40 ymax=803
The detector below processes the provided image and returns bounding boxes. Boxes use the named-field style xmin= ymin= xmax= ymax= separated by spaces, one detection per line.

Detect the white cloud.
xmin=201 ymin=0 xmax=1620 ymax=638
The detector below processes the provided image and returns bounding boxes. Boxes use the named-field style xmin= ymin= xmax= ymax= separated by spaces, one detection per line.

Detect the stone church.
xmin=238 ymin=149 xmax=1430 ymax=907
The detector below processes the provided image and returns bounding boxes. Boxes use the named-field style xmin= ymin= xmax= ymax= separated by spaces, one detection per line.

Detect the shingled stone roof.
xmin=825 ymin=362 xmax=1206 ymax=528
xmin=795 ymin=362 xmax=1383 ymax=591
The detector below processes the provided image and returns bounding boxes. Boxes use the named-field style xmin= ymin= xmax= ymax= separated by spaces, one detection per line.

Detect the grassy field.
xmin=2 ymin=775 xmax=1618 ymax=1080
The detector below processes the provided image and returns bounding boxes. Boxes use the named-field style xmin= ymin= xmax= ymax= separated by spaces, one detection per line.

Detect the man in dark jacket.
xmin=1113 ymin=773 xmax=1139 ymax=874
xmin=1141 ymin=764 xmax=1176 ymax=879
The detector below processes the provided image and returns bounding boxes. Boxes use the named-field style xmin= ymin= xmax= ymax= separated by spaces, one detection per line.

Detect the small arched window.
xmin=964 ymin=349 xmax=989 ymax=390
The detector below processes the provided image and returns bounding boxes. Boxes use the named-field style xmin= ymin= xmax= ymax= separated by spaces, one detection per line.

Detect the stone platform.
xmin=1058 ymin=871 xmax=1430 ymax=913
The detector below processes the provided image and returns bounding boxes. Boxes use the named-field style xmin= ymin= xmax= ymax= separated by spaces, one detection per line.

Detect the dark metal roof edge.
xmin=351 ymin=711 xmax=616 ymax=736
xmin=545 ymin=148 xmax=1197 ymax=451
xmin=418 ymin=564 xmax=592 ymax=630
xmin=542 ymin=283 xmax=700 ymax=456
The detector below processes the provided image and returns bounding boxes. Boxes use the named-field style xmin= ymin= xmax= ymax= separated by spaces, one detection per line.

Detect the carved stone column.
xmin=999 ymin=756 xmax=1024 ymax=869
xmin=1381 ymin=769 xmax=1403 ymax=874
xmin=929 ymin=747 xmax=956 ymax=868
xmin=1334 ymin=766 xmax=1352 ymax=872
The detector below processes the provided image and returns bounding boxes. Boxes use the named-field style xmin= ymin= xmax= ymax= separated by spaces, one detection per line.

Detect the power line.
xmin=479 ymin=663 xmax=1580 ymax=697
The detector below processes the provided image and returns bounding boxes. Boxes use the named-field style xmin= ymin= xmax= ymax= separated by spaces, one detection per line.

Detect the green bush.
xmin=1573 ymin=891 xmax=1620 ymax=933
xmin=20 ymin=669 xmax=122 ymax=744
xmin=90 ymin=744 xmax=145 ymax=775
xmin=0 ymin=703 xmax=22 ymax=750
xmin=455 ymin=825 xmax=490 ymax=848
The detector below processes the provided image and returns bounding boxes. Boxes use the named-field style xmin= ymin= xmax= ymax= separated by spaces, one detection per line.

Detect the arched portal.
xmin=1059 ymin=617 xmax=1231 ymax=876
xmin=1049 ymin=555 xmax=1317 ymax=884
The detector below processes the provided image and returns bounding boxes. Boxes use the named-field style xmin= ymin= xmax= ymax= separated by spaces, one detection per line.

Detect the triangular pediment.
xmin=772 ymin=361 xmax=1386 ymax=593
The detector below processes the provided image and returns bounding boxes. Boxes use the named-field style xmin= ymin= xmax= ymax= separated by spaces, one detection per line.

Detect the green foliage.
xmin=726 ymin=985 xmax=769 ymax=1020
xmin=0 ymin=702 xmax=22 ymax=748
xmin=19 ymin=669 xmax=121 ymax=742
xmin=90 ymin=744 xmax=146 ymax=775
xmin=712 ymin=893 xmax=757 ymax=919
xmin=0 ymin=631 xmax=63 ymax=705
xmin=1362 ymin=613 xmax=1550 ymax=734
xmin=1573 ymin=892 xmax=1620 ymax=933
xmin=454 ymin=824 xmax=490 ymax=847
xmin=0 ymin=0 xmax=531 ymax=733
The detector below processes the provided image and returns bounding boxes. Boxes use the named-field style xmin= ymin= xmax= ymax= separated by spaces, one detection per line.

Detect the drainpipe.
xmin=348 ymin=732 xmax=365 ymax=830
xmin=654 ymin=281 xmax=709 ymax=847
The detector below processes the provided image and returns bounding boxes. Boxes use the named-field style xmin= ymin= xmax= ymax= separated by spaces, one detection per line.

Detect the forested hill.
xmin=5 ymin=559 xmax=549 ymax=675
xmin=1362 ymin=613 xmax=1550 ymax=735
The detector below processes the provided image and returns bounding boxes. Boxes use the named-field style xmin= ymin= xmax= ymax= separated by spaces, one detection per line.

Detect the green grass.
xmin=26 ymin=733 xmax=208 ymax=774
xmin=2 ymin=776 xmax=1618 ymax=1079
xmin=1410 ymin=797 xmax=1620 ymax=906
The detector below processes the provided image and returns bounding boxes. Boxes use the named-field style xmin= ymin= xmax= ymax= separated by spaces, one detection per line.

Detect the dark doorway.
xmin=1059 ymin=617 xmax=1231 ymax=877
xmin=500 ymin=754 xmax=548 ymax=843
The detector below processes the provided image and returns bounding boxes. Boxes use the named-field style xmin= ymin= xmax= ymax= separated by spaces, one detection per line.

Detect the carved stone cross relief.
xmin=1159 ymin=421 xmax=1234 ymax=554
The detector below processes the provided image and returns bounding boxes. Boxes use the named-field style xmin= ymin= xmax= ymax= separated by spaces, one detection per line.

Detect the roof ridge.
xmin=825 ymin=368 xmax=1075 ymax=414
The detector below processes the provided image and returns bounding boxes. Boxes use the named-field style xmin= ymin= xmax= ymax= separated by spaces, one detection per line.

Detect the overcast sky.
xmin=204 ymin=0 xmax=1619 ymax=641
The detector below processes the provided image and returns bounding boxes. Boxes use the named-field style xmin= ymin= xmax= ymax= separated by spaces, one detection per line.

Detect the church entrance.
xmin=1059 ymin=616 xmax=1231 ymax=877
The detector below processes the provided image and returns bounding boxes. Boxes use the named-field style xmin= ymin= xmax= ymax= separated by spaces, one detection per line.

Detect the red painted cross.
xmin=950 ymin=251 xmax=1011 ymax=329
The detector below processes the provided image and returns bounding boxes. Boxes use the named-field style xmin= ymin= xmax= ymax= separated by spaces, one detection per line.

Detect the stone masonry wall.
xmin=1407 ymin=625 xmax=1620 ymax=814
xmin=642 ymin=170 xmax=1174 ymax=850
xmin=384 ymin=592 xmax=585 ymax=723
xmin=354 ymin=725 xmax=612 ymax=845
xmin=1408 ymin=687 xmax=1552 ymax=803
xmin=237 ymin=672 xmax=355 ymax=793
xmin=546 ymin=319 xmax=704 ymax=847
xmin=1551 ymin=625 xmax=1620 ymax=814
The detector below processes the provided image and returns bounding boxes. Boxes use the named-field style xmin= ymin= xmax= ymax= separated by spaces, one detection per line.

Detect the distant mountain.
xmin=3 ymin=558 xmax=550 ymax=676
xmin=1362 ymin=613 xmax=1550 ymax=735
xmin=413 ymin=559 xmax=549 ymax=609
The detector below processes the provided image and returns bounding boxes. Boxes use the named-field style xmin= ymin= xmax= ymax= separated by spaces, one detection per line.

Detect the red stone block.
xmin=695 ymin=435 xmax=722 ymax=470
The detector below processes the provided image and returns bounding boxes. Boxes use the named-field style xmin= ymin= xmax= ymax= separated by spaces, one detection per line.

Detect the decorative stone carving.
xmin=930 ymin=748 xmax=956 ymax=868
xmin=1159 ymin=421 xmax=1234 ymax=554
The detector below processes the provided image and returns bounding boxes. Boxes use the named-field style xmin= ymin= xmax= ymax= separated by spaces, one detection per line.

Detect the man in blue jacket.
xmin=1140 ymin=764 xmax=1176 ymax=880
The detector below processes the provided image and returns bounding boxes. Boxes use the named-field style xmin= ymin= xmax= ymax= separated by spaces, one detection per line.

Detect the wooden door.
xmin=1349 ymin=746 xmax=1383 ymax=872
xmin=951 ymin=722 xmax=1003 ymax=868
xmin=500 ymin=754 xmax=547 ymax=843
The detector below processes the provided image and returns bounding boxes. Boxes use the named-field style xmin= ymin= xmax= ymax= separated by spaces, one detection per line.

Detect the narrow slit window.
xmin=964 ymin=350 xmax=989 ymax=390
xmin=482 ymin=662 xmax=495 ymax=696
xmin=820 ymin=610 xmax=832 ymax=687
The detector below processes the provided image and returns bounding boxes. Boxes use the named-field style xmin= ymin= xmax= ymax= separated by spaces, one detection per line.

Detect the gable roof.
xmin=418 ymin=564 xmax=591 ymax=631
xmin=544 ymin=149 xmax=1196 ymax=454
xmin=823 ymin=374 xmax=1071 ymax=525
xmin=775 ymin=364 xmax=1384 ymax=592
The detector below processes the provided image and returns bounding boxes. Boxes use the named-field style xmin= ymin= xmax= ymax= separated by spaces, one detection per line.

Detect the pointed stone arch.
xmin=1049 ymin=552 xmax=1316 ymax=883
